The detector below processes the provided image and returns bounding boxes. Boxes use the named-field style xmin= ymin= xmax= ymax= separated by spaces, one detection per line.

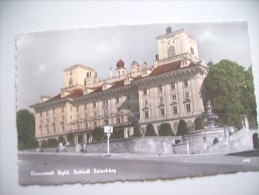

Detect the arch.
xmin=187 ymin=120 xmax=193 ymax=131
xmin=69 ymin=78 xmax=73 ymax=86
xmin=173 ymin=122 xmax=179 ymax=131
xmin=253 ymin=133 xmax=259 ymax=149
xmin=190 ymin=47 xmax=194 ymax=54
xmin=168 ymin=46 xmax=175 ymax=58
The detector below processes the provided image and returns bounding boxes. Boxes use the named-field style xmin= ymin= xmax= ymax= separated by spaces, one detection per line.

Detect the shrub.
xmin=177 ymin=120 xmax=188 ymax=136
xmin=109 ymin=129 xmax=125 ymax=139
xmin=194 ymin=117 xmax=204 ymax=130
xmin=145 ymin=123 xmax=157 ymax=136
xmin=159 ymin=123 xmax=173 ymax=136
xmin=47 ymin=138 xmax=58 ymax=147
xmin=92 ymin=127 xmax=104 ymax=142
xmin=41 ymin=140 xmax=47 ymax=148
xmin=25 ymin=138 xmax=39 ymax=149
xmin=133 ymin=126 xmax=142 ymax=137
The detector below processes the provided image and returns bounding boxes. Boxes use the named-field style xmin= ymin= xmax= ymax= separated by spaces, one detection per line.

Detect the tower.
xmin=116 ymin=59 xmax=127 ymax=77
xmin=156 ymin=27 xmax=200 ymax=66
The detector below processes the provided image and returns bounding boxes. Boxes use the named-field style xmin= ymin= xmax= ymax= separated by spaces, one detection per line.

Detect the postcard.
xmin=16 ymin=22 xmax=259 ymax=186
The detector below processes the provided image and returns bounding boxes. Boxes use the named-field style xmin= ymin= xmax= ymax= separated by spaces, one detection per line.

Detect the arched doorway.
xmin=252 ymin=133 xmax=259 ymax=149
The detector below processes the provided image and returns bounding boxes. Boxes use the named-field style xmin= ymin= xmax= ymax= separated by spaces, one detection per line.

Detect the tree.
xmin=145 ymin=123 xmax=157 ymax=136
xmin=159 ymin=123 xmax=173 ymax=136
xmin=133 ymin=126 xmax=142 ymax=137
xmin=177 ymin=120 xmax=188 ymax=136
xmin=92 ymin=127 xmax=104 ymax=142
xmin=202 ymin=60 xmax=257 ymax=128
xmin=67 ymin=132 xmax=75 ymax=145
xmin=194 ymin=117 xmax=204 ymax=130
xmin=16 ymin=109 xmax=38 ymax=150
xmin=242 ymin=66 xmax=258 ymax=127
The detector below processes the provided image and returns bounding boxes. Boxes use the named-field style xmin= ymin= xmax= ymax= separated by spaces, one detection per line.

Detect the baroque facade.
xmin=31 ymin=27 xmax=208 ymax=145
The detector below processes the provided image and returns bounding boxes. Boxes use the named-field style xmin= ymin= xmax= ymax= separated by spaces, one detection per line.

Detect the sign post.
xmin=104 ymin=126 xmax=113 ymax=155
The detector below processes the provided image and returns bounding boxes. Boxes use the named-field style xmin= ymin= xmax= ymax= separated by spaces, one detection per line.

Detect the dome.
xmin=116 ymin=59 xmax=125 ymax=69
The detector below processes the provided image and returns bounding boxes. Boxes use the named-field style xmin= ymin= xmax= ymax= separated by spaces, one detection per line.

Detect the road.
xmin=18 ymin=151 xmax=259 ymax=186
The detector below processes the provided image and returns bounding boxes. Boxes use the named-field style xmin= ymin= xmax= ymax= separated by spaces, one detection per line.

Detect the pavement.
xmin=18 ymin=149 xmax=259 ymax=161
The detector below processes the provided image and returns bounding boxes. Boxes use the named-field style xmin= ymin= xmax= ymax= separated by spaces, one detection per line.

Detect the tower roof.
xmin=116 ymin=59 xmax=125 ymax=69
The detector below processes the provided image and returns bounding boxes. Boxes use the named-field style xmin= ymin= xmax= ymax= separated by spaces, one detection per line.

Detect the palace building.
xmin=31 ymin=27 xmax=208 ymax=146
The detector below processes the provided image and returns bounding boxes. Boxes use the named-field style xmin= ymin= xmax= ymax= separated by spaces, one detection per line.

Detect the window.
xmin=70 ymin=106 xmax=73 ymax=112
xmin=104 ymin=108 xmax=109 ymax=116
xmin=127 ymin=106 xmax=131 ymax=110
xmin=93 ymin=102 xmax=96 ymax=108
xmin=93 ymin=112 xmax=97 ymax=117
xmin=104 ymin=119 xmax=109 ymax=125
xmin=190 ymin=47 xmax=194 ymax=54
xmin=84 ymin=105 xmax=87 ymax=110
xmin=173 ymin=105 xmax=178 ymax=114
xmin=184 ymin=80 xmax=189 ymax=87
xmin=160 ymin=107 xmax=165 ymax=117
xmin=159 ymin=97 xmax=164 ymax=103
xmin=186 ymin=103 xmax=191 ymax=112
xmin=69 ymin=78 xmax=73 ymax=86
xmin=171 ymin=82 xmax=176 ymax=90
xmin=172 ymin=95 xmax=177 ymax=100
xmin=144 ymin=110 xmax=149 ymax=119
xmin=62 ymin=125 xmax=65 ymax=132
xmin=128 ymin=116 xmax=131 ymax=123
xmin=70 ymin=116 xmax=72 ymax=120
xmin=77 ymin=106 xmax=80 ymax=112
xmin=158 ymin=85 xmax=163 ymax=92
xmin=40 ymin=112 xmax=42 ymax=117
xmin=116 ymin=97 xmax=120 ymax=104
xmin=62 ymin=107 xmax=64 ymax=113
xmin=117 ymin=117 xmax=121 ymax=124
xmin=62 ymin=116 xmax=65 ymax=121
xmin=168 ymin=46 xmax=175 ymax=58
xmin=94 ymin=121 xmax=97 ymax=127
xmin=46 ymin=111 xmax=48 ymax=116
xmin=143 ymin=88 xmax=148 ymax=96
xmin=103 ymin=99 xmax=108 ymax=106
xmin=53 ymin=109 xmax=55 ymax=114
xmin=144 ymin=100 xmax=148 ymax=106
xmin=53 ymin=126 xmax=56 ymax=133
xmin=126 ymin=95 xmax=130 ymax=101
xmin=185 ymin=92 xmax=190 ymax=98
xmin=85 ymin=123 xmax=88 ymax=129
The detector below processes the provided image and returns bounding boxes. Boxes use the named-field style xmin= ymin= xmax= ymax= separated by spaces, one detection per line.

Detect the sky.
xmin=16 ymin=22 xmax=251 ymax=110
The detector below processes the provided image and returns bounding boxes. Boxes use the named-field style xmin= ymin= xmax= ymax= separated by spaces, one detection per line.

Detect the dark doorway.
xmin=252 ymin=133 xmax=259 ymax=149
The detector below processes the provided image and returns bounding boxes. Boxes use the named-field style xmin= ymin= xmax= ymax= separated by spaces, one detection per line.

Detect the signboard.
xmin=104 ymin=126 xmax=113 ymax=133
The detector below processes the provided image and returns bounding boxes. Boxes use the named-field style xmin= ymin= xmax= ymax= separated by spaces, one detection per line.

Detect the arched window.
xmin=69 ymin=78 xmax=73 ymax=86
xmin=190 ymin=47 xmax=194 ymax=54
xmin=168 ymin=46 xmax=175 ymax=58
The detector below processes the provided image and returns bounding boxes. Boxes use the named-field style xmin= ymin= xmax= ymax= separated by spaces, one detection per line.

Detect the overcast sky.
xmin=16 ymin=22 xmax=251 ymax=110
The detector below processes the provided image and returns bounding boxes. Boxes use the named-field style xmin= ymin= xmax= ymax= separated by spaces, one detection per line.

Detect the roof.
xmin=149 ymin=60 xmax=197 ymax=77
xmin=34 ymin=61 xmax=199 ymax=106
xmin=64 ymin=64 xmax=96 ymax=72
xmin=149 ymin=61 xmax=182 ymax=76
xmin=45 ymin=88 xmax=83 ymax=103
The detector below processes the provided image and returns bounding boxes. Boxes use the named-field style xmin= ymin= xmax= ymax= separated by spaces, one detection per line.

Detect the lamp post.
xmin=104 ymin=126 xmax=113 ymax=156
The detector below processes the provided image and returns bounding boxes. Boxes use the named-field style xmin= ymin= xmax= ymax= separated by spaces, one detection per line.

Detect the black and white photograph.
xmin=16 ymin=22 xmax=259 ymax=185
xmin=1 ymin=1 xmax=259 ymax=195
